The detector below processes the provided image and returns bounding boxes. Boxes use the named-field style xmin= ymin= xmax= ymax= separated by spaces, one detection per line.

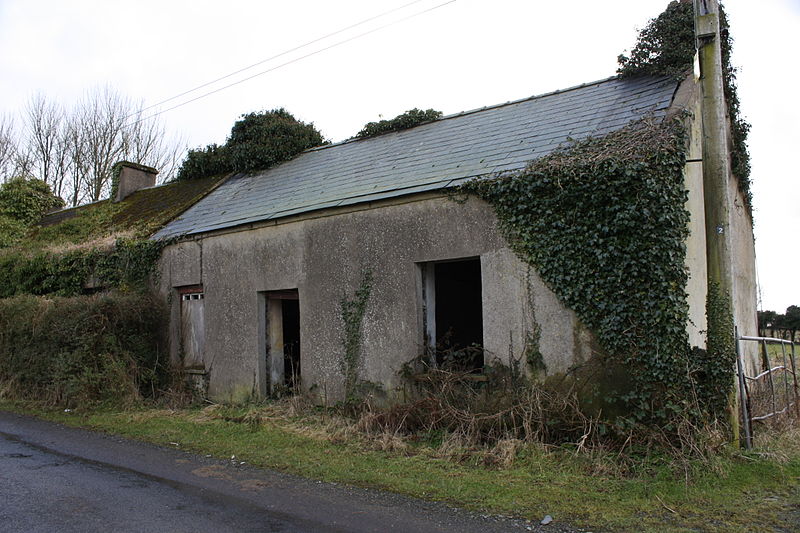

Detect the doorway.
xmin=264 ymin=289 xmax=301 ymax=393
xmin=421 ymin=258 xmax=484 ymax=370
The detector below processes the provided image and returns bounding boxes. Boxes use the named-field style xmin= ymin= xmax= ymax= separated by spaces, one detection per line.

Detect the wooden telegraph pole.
xmin=694 ymin=0 xmax=740 ymax=443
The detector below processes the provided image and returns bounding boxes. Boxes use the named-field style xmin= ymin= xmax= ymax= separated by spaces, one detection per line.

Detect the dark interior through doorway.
xmin=265 ymin=289 xmax=301 ymax=393
xmin=281 ymin=298 xmax=300 ymax=389
xmin=427 ymin=258 xmax=483 ymax=370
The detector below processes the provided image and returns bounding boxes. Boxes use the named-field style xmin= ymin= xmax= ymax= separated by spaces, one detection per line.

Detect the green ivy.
xmin=0 ymin=177 xmax=64 ymax=229
xmin=695 ymin=281 xmax=736 ymax=415
xmin=617 ymin=1 xmax=695 ymax=78
xmin=339 ymin=269 xmax=373 ymax=399
xmin=463 ymin=118 xmax=700 ymax=425
xmin=0 ymin=238 xmax=164 ymax=298
xmin=617 ymin=1 xmax=752 ymax=208
xmin=356 ymin=108 xmax=442 ymax=139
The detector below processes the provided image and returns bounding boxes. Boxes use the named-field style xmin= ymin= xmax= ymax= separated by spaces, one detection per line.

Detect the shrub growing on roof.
xmin=0 ymin=177 xmax=64 ymax=225
xmin=0 ymin=177 xmax=64 ymax=248
xmin=356 ymin=108 xmax=442 ymax=138
xmin=176 ymin=108 xmax=324 ymax=181
xmin=617 ymin=0 xmax=752 ymax=207
xmin=228 ymin=108 xmax=325 ymax=172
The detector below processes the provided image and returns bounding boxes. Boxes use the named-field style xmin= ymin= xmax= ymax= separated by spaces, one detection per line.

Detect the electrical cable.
xmin=127 ymin=0 xmax=456 ymax=125
xmin=132 ymin=0 xmax=430 ymax=117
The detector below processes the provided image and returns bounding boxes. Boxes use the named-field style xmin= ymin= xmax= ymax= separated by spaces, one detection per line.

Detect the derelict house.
xmin=152 ymin=71 xmax=757 ymax=403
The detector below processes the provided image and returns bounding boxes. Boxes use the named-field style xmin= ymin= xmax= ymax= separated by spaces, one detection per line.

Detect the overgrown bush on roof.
xmin=0 ymin=177 xmax=64 ymax=248
xmin=617 ymin=0 xmax=751 ymax=207
xmin=176 ymin=108 xmax=325 ymax=181
xmin=356 ymin=108 xmax=442 ymax=138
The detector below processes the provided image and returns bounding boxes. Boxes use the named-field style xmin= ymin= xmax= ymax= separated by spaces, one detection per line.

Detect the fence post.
xmin=790 ymin=341 xmax=799 ymax=417
xmin=735 ymin=326 xmax=752 ymax=449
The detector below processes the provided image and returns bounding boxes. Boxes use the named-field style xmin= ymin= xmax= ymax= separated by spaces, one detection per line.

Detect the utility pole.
xmin=694 ymin=0 xmax=739 ymax=443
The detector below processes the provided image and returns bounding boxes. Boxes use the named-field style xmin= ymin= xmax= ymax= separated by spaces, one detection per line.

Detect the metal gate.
xmin=736 ymin=328 xmax=798 ymax=449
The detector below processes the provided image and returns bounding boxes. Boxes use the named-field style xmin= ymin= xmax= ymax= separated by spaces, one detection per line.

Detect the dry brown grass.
xmin=43 ymin=230 xmax=135 ymax=255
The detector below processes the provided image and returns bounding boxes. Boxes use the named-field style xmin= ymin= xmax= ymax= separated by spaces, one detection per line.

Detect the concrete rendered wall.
xmin=729 ymin=178 xmax=759 ymax=375
xmin=672 ymin=76 xmax=758 ymax=372
xmin=679 ymin=82 xmax=709 ymax=349
xmin=159 ymin=195 xmax=595 ymax=403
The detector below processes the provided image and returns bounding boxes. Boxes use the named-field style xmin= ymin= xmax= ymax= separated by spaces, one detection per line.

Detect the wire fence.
xmin=736 ymin=328 xmax=798 ymax=449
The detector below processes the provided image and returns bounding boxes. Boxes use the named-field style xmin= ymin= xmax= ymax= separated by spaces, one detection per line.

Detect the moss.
xmin=24 ymin=175 xmax=224 ymax=252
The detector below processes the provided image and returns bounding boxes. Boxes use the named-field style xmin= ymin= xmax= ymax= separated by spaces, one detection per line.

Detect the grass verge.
xmin=2 ymin=399 xmax=798 ymax=532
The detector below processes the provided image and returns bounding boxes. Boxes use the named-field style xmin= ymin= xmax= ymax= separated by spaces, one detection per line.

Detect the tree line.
xmin=0 ymin=87 xmax=184 ymax=207
xmin=758 ymin=306 xmax=800 ymax=341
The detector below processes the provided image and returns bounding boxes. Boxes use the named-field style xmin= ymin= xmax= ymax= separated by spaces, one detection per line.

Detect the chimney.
xmin=113 ymin=161 xmax=159 ymax=202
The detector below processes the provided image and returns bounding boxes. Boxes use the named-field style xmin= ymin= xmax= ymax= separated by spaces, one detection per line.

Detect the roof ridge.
xmin=305 ymin=75 xmax=634 ymax=153
xmin=156 ymin=74 xmax=680 ymax=240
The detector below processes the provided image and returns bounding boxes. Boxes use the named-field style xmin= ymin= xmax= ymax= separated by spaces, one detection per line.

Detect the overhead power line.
xmin=127 ymin=0 xmax=457 ymax=126
xmin=133 ymin=0 xmax=430 ymax=118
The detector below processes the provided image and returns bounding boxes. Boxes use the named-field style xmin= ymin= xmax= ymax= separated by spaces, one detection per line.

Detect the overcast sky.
xmin=0 ymin=0 xmax=797 ymax=313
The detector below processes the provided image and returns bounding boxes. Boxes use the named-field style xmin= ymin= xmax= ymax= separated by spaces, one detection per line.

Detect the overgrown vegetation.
xmin=464 ymin=118 xmax=700 ymax=427
xmin=356 ymin=108 xmax=442 ymax=138
xmin=617 ymin=0 xmax=752 ymax=206
xmin=177 ymin=108 xmax=325 ymax=181
xmin=398 ymin=357 xmax=592 ymax=445
xmin=0 ymin=177 xmax=64 ymax=247
xmin=339 ymin=269 xmax=374 ymax=400
xmin=0 ymin=176 xmax=170 ymax=404
xmin=0 ymin=238 xmax=163 ymax=298
xmin=0 ymin=292 xmax=169 ymax=406
xmin=617 ymin=0 xmax=696 ymax=78
xmin=699 ymin=282 xmax=737 ymax=416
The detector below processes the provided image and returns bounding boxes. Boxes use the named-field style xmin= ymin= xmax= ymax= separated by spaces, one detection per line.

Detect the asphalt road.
xmin=0 ymin=411 xmax=578 ymax=533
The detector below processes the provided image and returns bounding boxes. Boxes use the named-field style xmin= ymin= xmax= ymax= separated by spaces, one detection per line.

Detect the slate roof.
xmin=154 ymin=75 xmax=679 ymax=240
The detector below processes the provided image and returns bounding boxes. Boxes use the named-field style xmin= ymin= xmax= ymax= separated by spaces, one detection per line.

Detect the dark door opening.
xmin=281 ymin=298 xmax=300 ymax=389
xmin=264 ymin=289 xmax=301 ymax=394
xmin=423 ymin=258 xmax=484 ymax=371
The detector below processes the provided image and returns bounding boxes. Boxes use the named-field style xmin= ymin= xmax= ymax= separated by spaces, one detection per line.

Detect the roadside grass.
xmin=2 ymin=399 xmax=798 ymax=532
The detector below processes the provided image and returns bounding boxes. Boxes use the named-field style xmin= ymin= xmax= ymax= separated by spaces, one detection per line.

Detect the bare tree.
xmin=23 ymin=94 xmax=73 ymax=197
xmin=72 ymin=87 xmax=186 ymax=202
xmin=122 ymin=105 xmax=185 ymax=185
xmin=0 ymin=114 xmax=18 ymax=182
xmin=25 ymin=94 xmax=61 ymax=185
xmin=11 ymin=87 xmax=185 ymax=205
xmin=73 ymin=86 xmax=129 ymax=202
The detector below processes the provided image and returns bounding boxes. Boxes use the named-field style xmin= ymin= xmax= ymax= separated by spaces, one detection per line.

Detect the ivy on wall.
xmin=0 ymin=238 xmax=164 ymax=298
xmin=464 ymin=118 xmax=702 ymax=424
xmin=339 ymin=269 xmax=373 ymax=399
xmin=617 ymin=0 xmax=752 ymax=208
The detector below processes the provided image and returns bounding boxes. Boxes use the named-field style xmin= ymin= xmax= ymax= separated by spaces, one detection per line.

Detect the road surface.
xmin=0 ymin=411 xmax=577 ymax=532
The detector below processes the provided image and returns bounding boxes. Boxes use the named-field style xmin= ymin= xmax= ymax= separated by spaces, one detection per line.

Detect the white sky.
xmin=0 ymin=0 xmax=797 ymax=313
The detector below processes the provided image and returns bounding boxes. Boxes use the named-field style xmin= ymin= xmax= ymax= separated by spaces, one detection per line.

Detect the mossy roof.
xmin=31 ymin=175 xmax=226 ymax=248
